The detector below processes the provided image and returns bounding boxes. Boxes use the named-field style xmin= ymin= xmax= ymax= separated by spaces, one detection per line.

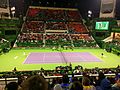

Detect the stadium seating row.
xmin=27 ymin=8 xmax=81 ymax=21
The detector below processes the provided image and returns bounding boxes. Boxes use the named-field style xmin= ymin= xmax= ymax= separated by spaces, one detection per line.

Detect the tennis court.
xmin=0 ymin=48 xmax=119 ymax=71
xmin=24 ymin=52 xmax=102 ymax=64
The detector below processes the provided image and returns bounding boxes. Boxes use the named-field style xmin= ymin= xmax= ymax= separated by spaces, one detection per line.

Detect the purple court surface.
xmin=24 ymin=52 xmax=102 ymax=64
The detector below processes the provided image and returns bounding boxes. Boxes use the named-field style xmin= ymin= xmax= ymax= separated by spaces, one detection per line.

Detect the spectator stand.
xmin=66 ymin=9 xmax=82 ymax=22
xmin=0 ymin=65 xmax=119 ymax=90
xmin=22 ymin=21 xmax=44 ymax=33
xmin=16 ymin=33 xmax=43 ymax=47
xmin=70 ymin=34 xmax=97 ymax=48
xmin=44 ymin=34 xmax=72 ymax=49
xmin=67 ymin=22 xmax=88 ymax=34
xmin=14 ymin=6 xmax=98 ymax=49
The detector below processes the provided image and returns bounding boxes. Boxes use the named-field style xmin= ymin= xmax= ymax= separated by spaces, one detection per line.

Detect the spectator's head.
xmin=82 ymin=72 xmax=88 ymax=77
xmin=116 ymin=78 xmax=120 ymax=87
xmin=54 ymin=84 xmax=62 ymax=90
xmin=19 ymin=75 xmax=48 ymax=90
xmin=5 ymin=82 xmax=18 ymax=90
xmin=82 ymin=77 xmax=91 ymax=86
xmin=62 ymin=74 xmax=69 ymax=84
xmin=70 ymin=81 xmax=83 ymax=90
xmin=71 ymin=77 xmax=78 ymax=82
xmin=115 ymin=73 xmax=120 ymax=81
xmin=98 ymin=72 xmax=105 ymax=80
xmin=115 ymin=74 xmax=120 ymax=87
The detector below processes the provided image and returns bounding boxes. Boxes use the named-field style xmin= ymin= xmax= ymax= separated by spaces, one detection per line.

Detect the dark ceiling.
xmin=10 ymin=0 xmax=120 ymax=19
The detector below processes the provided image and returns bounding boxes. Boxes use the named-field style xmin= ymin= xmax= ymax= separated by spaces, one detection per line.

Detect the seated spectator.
xmin=112 ymin=74 xmax=120 ymax=90
xmin=19 ymin=75 xmax=48 ymax=90
xmin=82 ymin=77 xmax=96 ymax=90
xmin=52 ymin=78 xmax=62 ymax=89
xmin=5 ymin=82 xmax=18 ymax=90
xmin=70 ymin=81 xmax=83 ymax=90
xmin=54 ymin=84 xmax=62 ymax=90
xmin=96 ymin=72 xmax=111 ymax=90
xmin=61 ymin=74 xmax=70 ymax=90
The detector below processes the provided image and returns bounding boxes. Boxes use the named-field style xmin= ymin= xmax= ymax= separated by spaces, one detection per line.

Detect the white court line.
xmin=103 ymin=55 xmax=107 ymax=57
xmin=23 ymin=52 xmax=26 ymax=56
xmin=14 ymin=56 xmax=18 ymax=59
xmin=22 ymin=52 xmax=30 ymax=64
xmin=43 ymin=52 xmax=45 ymax=63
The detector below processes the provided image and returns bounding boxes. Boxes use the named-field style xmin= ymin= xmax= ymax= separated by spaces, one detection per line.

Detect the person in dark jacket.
xmin=112 ymin=75 xmax=120 ymax=90
xmin=96 ymin=72 xmax=111 ymax=90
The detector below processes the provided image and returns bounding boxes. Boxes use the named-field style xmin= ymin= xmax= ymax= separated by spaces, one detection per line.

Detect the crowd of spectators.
xmin=22 ymin=21 xmax=44 ymax=33
xmin=68 ymin=22 xmax=88 ymax=34
xmin=0 ymin=64 xmax=120 ymax=90
xmin=45 ymin=34 xmax=71 ymax=47
xmin=16 ymin=7 xmax=97 ymax=48
xmin=16 ymin=33 xmax=43 ymax=47
xmin=16 ymin=32 xmax=98 ymax=48
xmin=71 ymin=34 xmax=97 ymax=47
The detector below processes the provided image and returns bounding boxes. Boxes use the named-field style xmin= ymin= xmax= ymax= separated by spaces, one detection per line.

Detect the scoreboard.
xmin=95 ymin=21 xmax=109 ymax=30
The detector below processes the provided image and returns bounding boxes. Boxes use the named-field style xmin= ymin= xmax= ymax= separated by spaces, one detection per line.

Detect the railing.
xmin=0 ymin=78 xmax=18 ymax=89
